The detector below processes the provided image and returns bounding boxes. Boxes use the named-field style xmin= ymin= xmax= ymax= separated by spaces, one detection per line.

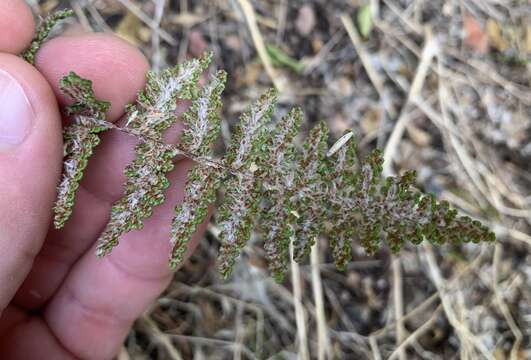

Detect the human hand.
xmin=0 ymin=1 xmax=208 ymax=358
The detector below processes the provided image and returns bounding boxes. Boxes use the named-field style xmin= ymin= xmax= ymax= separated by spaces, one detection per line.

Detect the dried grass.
xmin=36 ymin=0 xmax=531 ymax=358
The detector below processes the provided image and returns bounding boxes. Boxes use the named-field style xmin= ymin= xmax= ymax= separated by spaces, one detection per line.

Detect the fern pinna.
xmin=51 ymin=53 xmax=495 ymax=281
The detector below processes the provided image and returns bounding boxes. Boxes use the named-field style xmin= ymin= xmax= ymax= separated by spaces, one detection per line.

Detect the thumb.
xmin=0 ymin=53 xmax=62 ymax=312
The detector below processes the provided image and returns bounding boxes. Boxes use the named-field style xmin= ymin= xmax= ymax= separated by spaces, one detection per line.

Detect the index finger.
xmin=0 ymin=0 xmax=35 ymax=54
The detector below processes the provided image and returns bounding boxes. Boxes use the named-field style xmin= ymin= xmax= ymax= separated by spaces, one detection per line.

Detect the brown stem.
xmin=103 ymin=122 xmax=249 ymax=178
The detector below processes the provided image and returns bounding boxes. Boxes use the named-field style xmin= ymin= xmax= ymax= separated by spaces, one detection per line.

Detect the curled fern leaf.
xmin=259 ymin=107 xmax=302 ymax=281
xmin=291 ymin=122 xmax=329 ymax=261
xmin=217 ymin=174 xmax=259 ymax=278
xmin=22 ymin=9 xmax=75 ymax=64
xmin=169 ymin=71 xmax=227 ymax=268
xmin=180 ymin=70 xmax=227 ymax=156
xmin=96 ymin=141 xmax=178 ymax=257
xmin=53 ymin=72 xmax=111 ymax=229
xmin=96 ymin=54 xmax=212 ymax=257
xmin=126 ymin=53 xmax=213 ymax=136
xmin=170 ymin=165 xmax=223 ymax=268
xmin=352 ymin=149 xmax=386 ymax=254
xmin=217 ymin=89 xmax=278 ymax=278
xmin=223 ymin=89 xmax=278 ymax=170
xmin=326 ymin=131 xmax=358 ymax=270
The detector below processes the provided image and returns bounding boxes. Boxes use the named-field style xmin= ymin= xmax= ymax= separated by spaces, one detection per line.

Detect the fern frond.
xmin=170 ymin=165 xmax=223 ymax=268
xmin=96 ymin=54 xmax=212 ymax=256
xmin=60 ymin=72 xmax=111 ymax=118
xmin=217 ymin=89 xmax=278 ymax=278
xmin=224 ymin=89 xmax=278 ymax=170
xmin=217 ymin=174 xmax=258 ymax=278
xmin=22 ymin=9 xmax=75 ymax=64
xmin=53 ymin=72 xmax=111 ymax=229
xmin=169 ymin=71 xmax=227 ymax=268
xmin=326 ymin=132 xmax=358 ymax=270
xmin=351 ymin=149 xmax=386 ymax=254
xmin=334 ymin=149 xmax=495 ymax=257
xmin=259 ymin=107 xmax=302 ymax=281
xmin=126 ymin=53 xmax=213 ymax=137
xmin=291 ymin=122 xmax=329 ymax=261
xmin=180 ymin=70 xmax=227 ymax=156
xmin=96 ymin=141 xmax=178 ymax=256
xmin=48 ymin=53 xmax=495 ymax=281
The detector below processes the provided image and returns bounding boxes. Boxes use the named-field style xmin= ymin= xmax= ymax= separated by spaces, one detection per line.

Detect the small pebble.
xmin=295 ymin=5 xmax=316 ymax=36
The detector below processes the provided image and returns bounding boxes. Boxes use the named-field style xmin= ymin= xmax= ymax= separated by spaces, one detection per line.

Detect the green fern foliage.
xmin=169 ymin=70 xmax=227 ymax=268
xmin=22 ymin=9 xmax=75 ymax=64
xmin=217 ymin=89 xmax=278 ymax=278
xmin=124 ymin=53 xmax=212 ymax=136
xmin=258 ymin=108 xmax=302 ymax=281
xmin=53 ymin=72 xmax=111 ymax=229
xmin=96 ymin=54 xmax=212 ymax=257
xmin=179 ymin=70 xmax=227 ymax=156
xmin=325 ymin=131 xmax=358 ymax=270
xmin=50 ymin=55 xmax=495 ymax=281
xmin=291 ymin=122 xmax=330 ymax=263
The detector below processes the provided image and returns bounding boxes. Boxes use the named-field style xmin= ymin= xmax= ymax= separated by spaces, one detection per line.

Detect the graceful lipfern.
xmin=22 ymin=9 xmax=75 ymax=64
xmin=259 ymin=108 xmax=302 ymax=281
xmin=217 ymin=89 xmax=278 ymax=277
xmin=325 ymin=131 xmax=358 ymax=270
xmin=53 ymin=73 xmax=111 ymax=228
xmin=170 ymin=71 xmax=227 ymax=268
xmin=96 ymin=54 xmax=212 ymax=256
xmin=51 ymin=55 xmax=494 ymax=280
xmin=26 ymin=10 xmax=495 ymax=281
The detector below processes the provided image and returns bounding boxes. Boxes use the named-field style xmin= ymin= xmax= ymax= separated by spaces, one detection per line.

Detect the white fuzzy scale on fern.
xmin=216 ymin=89 xmax=278 ymax=277
xmin=169 ymin=70 xmax=226 ymax=268
xmin=95 ymin=54 xmax=212 ymax=256
xmin=51 ymin=53 xmax=495 ymax=281
xmin=127 ymin=53 xmax=212 ymax=136
xmin=53 ymin=73 xmax=111 ymax=229
xmin=229 ymin=89 xmax=277 ymax=170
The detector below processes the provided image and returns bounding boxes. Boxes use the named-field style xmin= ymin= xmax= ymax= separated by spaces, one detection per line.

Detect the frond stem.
xmin=104 ymin=121 xmax=250 ymax=179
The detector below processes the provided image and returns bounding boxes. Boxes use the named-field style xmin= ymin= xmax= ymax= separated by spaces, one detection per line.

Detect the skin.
xmin=0 ymin=1 xmax=208 ymax=358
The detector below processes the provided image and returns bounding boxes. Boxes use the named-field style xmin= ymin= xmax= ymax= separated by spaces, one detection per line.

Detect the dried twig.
xmin=290 ymin=241 xmax=310 ymax=360
xmin=492 ymin=244 xmax=523 ymax=360
xmin=115 ymin=0 xmax=177 ymax=45
xmin=391 ymin=256 xmax=406 ymax=360
xmin=341 ymin=14 xmax=397 ymax=119
xmin=235 ymin=0 xmax=284 ymax=91
xmin=311 ymin=240 xmax=332 ymax=360
xmin=382 ymin=29 xmax=438 ymax=176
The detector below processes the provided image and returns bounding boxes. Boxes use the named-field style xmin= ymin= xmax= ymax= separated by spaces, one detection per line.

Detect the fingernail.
xmin=0 ymin=69 xmax=34 ymax=147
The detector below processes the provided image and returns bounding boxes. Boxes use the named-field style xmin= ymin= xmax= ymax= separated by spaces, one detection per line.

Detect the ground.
xmin=35 ymin=0 xmax=531 ymax=359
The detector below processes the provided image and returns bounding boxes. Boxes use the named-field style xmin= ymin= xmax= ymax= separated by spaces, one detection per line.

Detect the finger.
xmin=13 ymin=187 xmax=111 ymax=309
xmin=13 ymin=33 xmax=150 ymax=310
xmin=0 ymin=54 xmax=62 ymax=313
xmin=0 ymin=0 xmax=35 ymax=54
xmin=14 ymin=102 xmax=189 ymax=310
xmin=44 ymin=160 xmax=211 ymax=359
xmin=0 ymin=306 xmax=74 ymax=359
